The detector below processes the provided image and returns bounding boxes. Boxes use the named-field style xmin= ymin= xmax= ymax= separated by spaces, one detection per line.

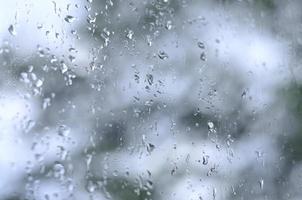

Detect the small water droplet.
xmin=171 ymin=166 xmax=177 ymax=175
xmin=37 ymin=23 xmax=43 ymax=29
xmin=200 ymin=52 xmax=206 ymax=61
xmin=87 ymin=15 xmax=96 ymax=24
xmin=8 ymin=25 xmax=17 ymax=36
xmin=64 ymin=15 xmax=76 ymax=23
xmin=197 ymin=41 xmax=205 ymax=49
xmin=61 ymin=63 xmax=68 ymax=74
xmin=57 ymin=146 xmax=68 ymax=161
xmin=68 ymin=55 xmax=76 ymax=63
xmin=86 ymin=180 xmax=97 ymax=193
xmin=113 ymin=170 xmax=118 ymax=177
xmin=53 ymin=161 xmax=65 ymax=179
xmin=35 ymin=79 xmax=43 ymax=88
xmin=146 ymin=35 xmax=152 ymax=46
xmin=207 ymin=121 xmax=215 ymax=133
xmin=213 ymin=188 xmax=217 ymax=200
xmin=146 ymin=74 xmax=153 ymax=85
xmin=147 ymin=143 xmax=155 ymax=153
xmin=165 ymin=20 xmax=172 ymax=30
xmin=25 ymin=120 xmax=35 ymax=132
xmin=158 ymin=51 xmax=168 ymax=60
xmin=126 ymin=30 xmax=134 ymax=39
xmin=241 ymin=90 xmax=247 ymax=98
xmin=259 ymin=178 xmax=264 ymax=190
xmin=202 ymin=155 xmax=209 ymax=165
xmin=86 ymin=154 xmax=93 ymax=169
xmin=231 ymin=186 xmax=237 ymax=195
xmin=68 ymin=47 xmax=76 ymax=52
xmin=58 ymin=125 xmax=70 ymax=137
xmin=42 ymin=98 xmax=51 ymax=110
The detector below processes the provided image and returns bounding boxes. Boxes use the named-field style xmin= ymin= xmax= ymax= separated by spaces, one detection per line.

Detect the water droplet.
xmin=25 ymin=120 xmax=35 ymax=133
xmin=197 ymin=41 xmax=205 ymax=49
xmin=53 ymin=161 xmax=65 ymax=179
xmin=113 ymin=170 xmax=118 ymax=177
xmin=207 ymin=121 xmax=215 ymax=132
xmin=57 ymin=146 xmax=68 ymax=161
xmin=58 ymin=125 xmax=70 ymax=137
xmin=35 ymin=79 xmax=43 ymax=88
xmin=37 ymin=23 xmax=43 ymax=29
xmin=165 ymin=20 xmax=172 ymax=30
xmin=64 ymin=15 xmax=76 ymax=23
xmin=200 ymin=52 xmax=206 ymax=61
xmin=146 ymin=35 xmax=152 ymax=46
xmin=61 ymin=63 xmax=68 ymax=74
xmin=259 ymin=178 xmax=264 ymax=190
xmin=158 ymin=51 xmax=168 ymax=60
xmin=8 ymin=25 xmax=17 ymax=36
xmin=86 ymin=154 xmax=93 ymax=169
xmin=68 ymin=47 xmax=76 ymax=52
xmin=87 ymin=15 xmax=96 ymax=24
xmin=68 ymin=55 xmax=76 ymax=63
xmin=213 ymin=188 xmax=217 ymax=200
xmin=146 ymin=74 xmax=153 ymax=85
xmin=241 ymin=90 xmax=247 ymax=98
xmin=147 ymin=143 xmax=155 ymax=153
xmin=231 ymin=186 xmax=237 ymax=195
xmin=126 ymin=30 xmax=134 ymax=39
xmin=42 ymin=98 xmax=51 ymax=110
xmin=202 ymin=155 xmax=209 ymax=165
xmin=171 ymin=166 xmax=177 ymax=175
xmin=86 ymin=180 xmax=97 ymax=193
xmin=67 ymin=180 xmax=74 ymax=193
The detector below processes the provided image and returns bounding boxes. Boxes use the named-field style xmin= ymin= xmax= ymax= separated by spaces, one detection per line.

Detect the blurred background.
xmin=0 ymin=0 xmax=301 ymax=199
